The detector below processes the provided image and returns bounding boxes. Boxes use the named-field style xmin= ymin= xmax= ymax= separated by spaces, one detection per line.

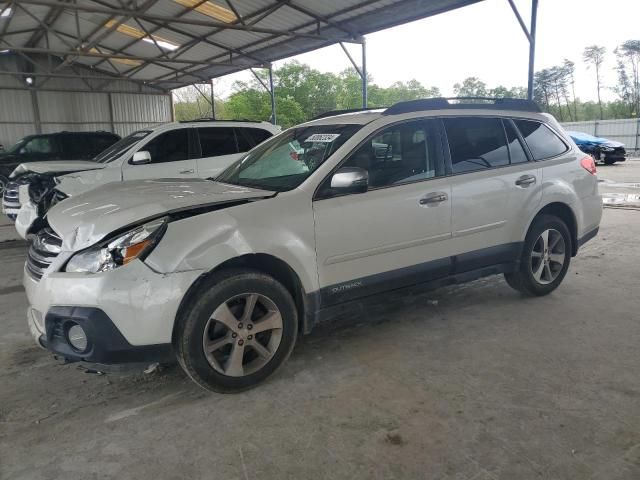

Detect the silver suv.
xmin=23 ymin=98 xmax=602 ymax=392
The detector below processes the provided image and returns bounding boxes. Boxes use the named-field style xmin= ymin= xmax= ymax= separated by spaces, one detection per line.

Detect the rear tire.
xmin=175 ymin=268 xmax=298 ymax=393
xmin=505 ymin=214 xmax=572 ymax=296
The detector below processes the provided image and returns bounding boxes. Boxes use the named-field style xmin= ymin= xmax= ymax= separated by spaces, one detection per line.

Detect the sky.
xmin=209 ymin=0 xmax=640 ymax=103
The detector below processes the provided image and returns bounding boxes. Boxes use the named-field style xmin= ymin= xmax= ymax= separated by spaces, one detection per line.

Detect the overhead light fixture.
xmin=105 ymin=20 xmax=180 ymax=51
xmin=1 ymin=6 xmax=12 ymax=18
xmin=25 ymin=76 xmax=34 ymax=85
xmin=89 ymin=48 xmax=142 ymax=66
xmin=0 ymin=49 xmax=9 ymax=54
xmin=173 ymin=0 xmax=236 ymax=23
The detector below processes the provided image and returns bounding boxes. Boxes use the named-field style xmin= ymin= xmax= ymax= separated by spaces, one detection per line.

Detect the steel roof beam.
xmin=18 ymin=0 xmax=357 ymax=42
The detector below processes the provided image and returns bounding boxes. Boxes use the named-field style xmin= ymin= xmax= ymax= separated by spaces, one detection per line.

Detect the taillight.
xmin=580 ymin=156 xmax=597 ymax=175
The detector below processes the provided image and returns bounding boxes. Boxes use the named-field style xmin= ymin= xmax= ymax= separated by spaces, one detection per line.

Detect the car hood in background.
xmin=567 ymin=131 xmax=625 ymax=148
xmin=47 ymin=178 xmax=274 ymax=250
xmin=10 ymin=160 xmax=104 ymax=178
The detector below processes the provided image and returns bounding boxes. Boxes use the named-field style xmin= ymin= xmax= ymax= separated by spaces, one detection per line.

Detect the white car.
xmin=23 ymin=98 xmax=602 ymax=393
xmin=4 ymin=120 xmax=279 ymax=238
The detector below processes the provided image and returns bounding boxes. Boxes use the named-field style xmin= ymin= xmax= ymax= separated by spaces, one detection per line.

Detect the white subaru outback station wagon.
xmin=23 ymin=98 xmax=602 ymax=393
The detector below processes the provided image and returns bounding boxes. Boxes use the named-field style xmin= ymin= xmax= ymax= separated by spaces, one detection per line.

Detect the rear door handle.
xmin=179 ymin=169 xmax=195 ymax=174
xmin=419 ymin=191 xmax=448 ymax=206
xmin=515 ymin=174 xmax=536 ymax=187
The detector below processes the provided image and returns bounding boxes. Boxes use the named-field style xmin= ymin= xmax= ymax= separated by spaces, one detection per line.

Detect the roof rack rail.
xmin=311 ymin=107 xmax=381 ymax=121
xmin=383 ymin=97 xmax=542 ymax=115
xmin=178 ymin=118 xmax=260 ymax=123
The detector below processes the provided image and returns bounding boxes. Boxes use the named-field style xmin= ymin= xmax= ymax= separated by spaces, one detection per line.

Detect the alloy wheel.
xmin=202 ymin=293 xmax=283 ymax=377
xmin=530 ymin=228 xmax=566 ymax=285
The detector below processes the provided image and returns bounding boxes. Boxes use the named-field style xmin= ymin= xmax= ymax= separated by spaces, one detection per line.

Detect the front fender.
xmin=144 ymin=196 xmax=319 ymax=296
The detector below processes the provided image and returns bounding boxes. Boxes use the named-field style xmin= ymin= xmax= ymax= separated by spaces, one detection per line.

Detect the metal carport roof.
xmin=0 ymin=0 xmax=495 ymax=91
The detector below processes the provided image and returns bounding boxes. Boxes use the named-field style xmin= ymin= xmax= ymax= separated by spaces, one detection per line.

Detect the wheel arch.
xmin=172 ymin=253 xmax=313 ymax=345
xmin=530 ymin=202 xmax=578 ymax=256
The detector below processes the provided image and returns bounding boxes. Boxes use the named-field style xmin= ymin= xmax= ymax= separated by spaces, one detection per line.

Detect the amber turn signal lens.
xmin=122 ymin=239 xmax=152 ymax=265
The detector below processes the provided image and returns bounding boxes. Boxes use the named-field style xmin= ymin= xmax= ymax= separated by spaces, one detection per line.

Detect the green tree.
xmin=453 ymin=77 xmax=488 ymax=97
xmin=583 ymin=45 xmax=606 ymax=119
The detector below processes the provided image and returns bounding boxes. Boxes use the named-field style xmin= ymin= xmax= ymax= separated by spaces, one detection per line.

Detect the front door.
xmin=122 ymin=128 xmax=197 ymax=180
xmin=313 ymin=119 xmax=453 ymax=306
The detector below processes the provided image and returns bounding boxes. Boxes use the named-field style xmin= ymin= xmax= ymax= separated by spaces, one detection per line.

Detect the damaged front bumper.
xmin=24 ymin=258 xmax=204 ymax=364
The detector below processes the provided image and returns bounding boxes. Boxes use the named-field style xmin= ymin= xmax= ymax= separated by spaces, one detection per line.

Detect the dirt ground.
xmin=1 ymin=161 xmax=639 ymax=480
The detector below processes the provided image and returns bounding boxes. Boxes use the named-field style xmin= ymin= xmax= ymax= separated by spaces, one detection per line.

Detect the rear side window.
xmin=143 ymin=129 xmax=189 ymax=164
xmin=198 ymin=127 xmax=238 ymax=157
xmin=514 ymin=120 xmax=568 ymax=160
xmin=443 ymin=117 xmax=509 ymax=173
xmin=240 ymin=128 xmax=273 ymax=148
xmin=505 ymin=121 xmax=528 ymax=164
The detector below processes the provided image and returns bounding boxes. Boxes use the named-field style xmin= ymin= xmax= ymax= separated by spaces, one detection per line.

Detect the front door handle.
xmin=179 ymin=169 xmax=195 ymax=174
xmin=419 ymin=191 xmax=448 ymax=206
xmin=515 ymin=174 xmax=536 ymax=187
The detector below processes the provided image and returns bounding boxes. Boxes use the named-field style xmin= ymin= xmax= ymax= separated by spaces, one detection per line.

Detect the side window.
xmin=91 ymin=136 xmax=119 ymax=157
xmin=340 ymin=119 xmax=444 ymax=188
xmin=22 ymin=136 xmax=54 ymax=154
xmin=505 ymin=121 xmax=529 ymax=164
xmin=235 ymin=128 xmax=254 ymax=152
xmin=142 ymin=129 xmax=189 ymax=164
xmin=514 ymin=120 xmax=568 ymax=160
xmin=198 ymin=127 xmax=238 ymax=157
xmin=243 ymin=128 xmax=273 ymax=147
xmin=443 ymin=117 xmax=509 ymax=173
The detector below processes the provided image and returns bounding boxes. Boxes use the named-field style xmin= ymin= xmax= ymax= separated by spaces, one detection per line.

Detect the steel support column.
xmin=268 ymin=66 xmax=276 ymax=125
xmin=527 ymin=0 xmax=538 ymax=101
xmin=210 ymin=79 xmax=215 ymax=120
xmin=508 ymin=0 xmax=538 ymax=101
xmin=361 ymin=38 xmax=368 ymax=108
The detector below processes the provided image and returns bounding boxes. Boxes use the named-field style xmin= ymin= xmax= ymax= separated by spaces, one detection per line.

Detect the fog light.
xmin=67 ymin=324 xmax=88 ymax=352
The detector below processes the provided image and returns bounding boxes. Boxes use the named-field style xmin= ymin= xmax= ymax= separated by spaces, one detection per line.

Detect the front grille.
xmin=26 ymin=228 xmax=62 ymax=281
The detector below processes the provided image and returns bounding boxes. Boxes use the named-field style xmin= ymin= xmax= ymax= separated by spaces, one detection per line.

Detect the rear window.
xmin=443 ymin=117 xmax=510 ymax=173
xmin=514 ymin=120 xmax=568 ymax=160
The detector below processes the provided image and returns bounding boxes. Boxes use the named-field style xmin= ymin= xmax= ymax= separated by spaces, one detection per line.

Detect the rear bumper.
xmin=39 ymin=306 xmax=174 ymax=364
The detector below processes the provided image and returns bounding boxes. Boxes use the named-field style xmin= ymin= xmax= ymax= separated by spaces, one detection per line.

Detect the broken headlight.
xmin=65 ymin=217 xmax=167 ymax=273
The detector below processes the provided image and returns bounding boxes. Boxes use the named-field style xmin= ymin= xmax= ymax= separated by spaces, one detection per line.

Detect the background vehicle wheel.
xmin=0 ymin=175 xmax=7 ymax=196
xmin=175 ymin=269 xmax=298 ymax=393
xmin=505 ymin=214 xmax=572 ymax=296
xmin=604 ymin=158 xmax=616 ymax=165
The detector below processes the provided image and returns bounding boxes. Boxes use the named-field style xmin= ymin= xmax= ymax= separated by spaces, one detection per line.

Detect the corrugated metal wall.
xmin=561 ymin=119 xmax=640 ymax=152
xmin=0 ymin=55 xmax=173 ymax=148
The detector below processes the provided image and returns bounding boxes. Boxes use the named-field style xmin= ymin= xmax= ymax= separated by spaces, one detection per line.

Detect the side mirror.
xmin=131 ymin=150 xmax=151 ymax=165
xmin=330 ymin=167 xmax=368 ymax=194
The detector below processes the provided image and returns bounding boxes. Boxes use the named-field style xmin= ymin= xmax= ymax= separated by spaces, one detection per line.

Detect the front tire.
xmin=505 ymin=215 xmax=572 ymax=296
xmin=175 ymin=269 xmax=298 ymax=393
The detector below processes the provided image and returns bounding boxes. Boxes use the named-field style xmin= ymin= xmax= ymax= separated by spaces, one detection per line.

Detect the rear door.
xmin=444 ymin=116 xmax=541 ymax=272
xmin=122 ymin=127 xmax=197 ymax=180
xmin=195 ymin=127 xmax=243 ymax=178
xmin=313 ymin=118 xmax=453 ymax=305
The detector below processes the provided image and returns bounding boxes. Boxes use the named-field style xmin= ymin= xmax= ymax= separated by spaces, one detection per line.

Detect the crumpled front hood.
xmin=46 ymin=178 xmax=274 ymax=250
xmin=10 ymin=160 xmax=104 ymax=178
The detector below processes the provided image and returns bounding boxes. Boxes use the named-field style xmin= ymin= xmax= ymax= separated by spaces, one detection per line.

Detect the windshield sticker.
xmin=304 ymin=133 xmax=341 ymax=143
